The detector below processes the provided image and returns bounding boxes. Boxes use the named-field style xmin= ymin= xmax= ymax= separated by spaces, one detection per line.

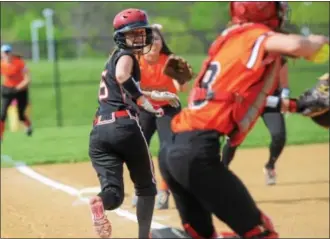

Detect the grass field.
xmin=1 ymin=56 xmax=329 ymax=166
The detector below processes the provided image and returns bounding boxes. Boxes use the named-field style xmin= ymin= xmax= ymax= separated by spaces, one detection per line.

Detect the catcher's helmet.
xmin=230 ymin=1 xmax=290 ymax=29
xmin=113 ymin=8 xmax=153 ymax=50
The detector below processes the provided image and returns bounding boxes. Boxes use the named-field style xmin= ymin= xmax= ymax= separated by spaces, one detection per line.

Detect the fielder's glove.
xmin=150 ymin=90 xmax=180 ymax=108
xmin=296 ymin=72 xmax=329 ymax=117
xmin=289 ymin=73 xmax=329 ymax=129
xmin=163 ymin=55 xmax=193 ymax=85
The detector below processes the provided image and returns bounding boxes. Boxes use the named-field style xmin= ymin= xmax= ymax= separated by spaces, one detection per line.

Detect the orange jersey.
xmin=1 ymin=56 xmax=27 ymax=88
xmin=172 ymin=23 xmax=281 ymax=146
xmin=139 ymin=54 xmax=177 ymax=106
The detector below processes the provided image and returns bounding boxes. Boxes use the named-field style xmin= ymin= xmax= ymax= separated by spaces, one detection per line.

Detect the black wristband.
xmin=121 ymin=77 xmax=143 ymax=100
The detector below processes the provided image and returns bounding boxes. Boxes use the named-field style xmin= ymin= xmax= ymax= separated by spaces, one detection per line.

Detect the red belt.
xmin=93 ymin=110 xmax=134 ymax=126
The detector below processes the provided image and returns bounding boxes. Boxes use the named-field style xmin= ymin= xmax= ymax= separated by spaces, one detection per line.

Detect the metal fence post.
xmin=53 ymin=39 xmax=63 ymax=127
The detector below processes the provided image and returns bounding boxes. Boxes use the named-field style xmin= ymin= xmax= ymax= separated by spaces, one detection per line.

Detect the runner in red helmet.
xmin=88 ymin=8 xmax=162 ymax=238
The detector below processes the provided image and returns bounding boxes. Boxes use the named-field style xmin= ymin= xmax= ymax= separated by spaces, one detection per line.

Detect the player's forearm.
xmin=265 ymin=33 xmax=328 ymax=59
xmin=121 ymin=76 xmax=143 ymax=100
xmin=290 ymin=34 xmax=329 ymax=59
xmin=16 ymin=73 xmax=30 ymax=90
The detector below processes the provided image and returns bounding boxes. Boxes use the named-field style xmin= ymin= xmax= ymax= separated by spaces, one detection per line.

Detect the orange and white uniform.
xmin=139 ymin=54 xmax=178 ymax=106
xmin=172 ymin=23 xmax=282 ymax=146
xmin=1 ymin=55 xmax=27 ymax=88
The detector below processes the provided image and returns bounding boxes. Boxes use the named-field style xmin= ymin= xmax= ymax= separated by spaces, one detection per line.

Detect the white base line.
xmin=1 ymin=155 xmax=167 ymax=230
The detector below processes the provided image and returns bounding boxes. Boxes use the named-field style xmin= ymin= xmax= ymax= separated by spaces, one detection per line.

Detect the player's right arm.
xmin=116 ymin=55 xmax=163 ymax=117
xmin=264 ymin=33 xmax=329 ymax=60
xmin=15 ymin=60 xmax=31 ymax=90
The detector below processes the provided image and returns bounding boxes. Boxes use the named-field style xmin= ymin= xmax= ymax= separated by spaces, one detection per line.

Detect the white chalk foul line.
xmin=1 ymin=155 xmax=167 ymax=230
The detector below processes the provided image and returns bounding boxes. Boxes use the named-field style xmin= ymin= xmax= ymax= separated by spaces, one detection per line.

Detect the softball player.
xmin=88 ymin=9 xmax=163 ymax=238
xmin=131 ymin=25 xmax=188 ymax=210
xmin=158 ymin=2 xmax=328 ymax=238
xmin=222 ymin=58 xmax=290 ymax=185
xmin=0 ymin=44 xmax=33 ymax=142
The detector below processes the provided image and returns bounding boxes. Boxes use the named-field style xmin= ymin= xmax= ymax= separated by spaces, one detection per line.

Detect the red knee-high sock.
xmin=0 ymin=121 xmax=5 ymax=140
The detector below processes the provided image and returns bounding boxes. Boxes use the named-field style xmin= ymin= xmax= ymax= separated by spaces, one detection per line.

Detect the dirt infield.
xmin=1 ymin=144 xmax=329 ymax=238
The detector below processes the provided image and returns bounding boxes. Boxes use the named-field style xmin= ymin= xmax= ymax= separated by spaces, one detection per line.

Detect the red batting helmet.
xmin=113 ymin=8 xmax=153 ymax=50
xmin=230 ymin=1 xmax=290 ymax=29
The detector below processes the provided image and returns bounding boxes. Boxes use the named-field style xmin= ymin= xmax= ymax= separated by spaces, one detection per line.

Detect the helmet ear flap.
xmin=113 ymin=31 xmax=127 ymax=49
xmin=145 ymin=28 xmax=153 ymax=46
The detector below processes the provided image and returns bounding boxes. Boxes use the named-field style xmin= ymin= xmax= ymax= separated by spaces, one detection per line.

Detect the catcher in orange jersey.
xmin=154 ymin=2 xmax=329 ymax=239
xmin=131 ymin=24 xmax=191 ymax=210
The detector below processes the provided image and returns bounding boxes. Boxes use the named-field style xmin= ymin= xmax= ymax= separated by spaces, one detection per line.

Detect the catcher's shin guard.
xmin=243 ymin=213 xmax=278 ymax=239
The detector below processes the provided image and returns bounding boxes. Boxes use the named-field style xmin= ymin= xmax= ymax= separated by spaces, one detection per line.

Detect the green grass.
xmin=1 ymin=56 xmax=329 ymax=167
xmin=1 ymin=114 xmax=328 ymax=167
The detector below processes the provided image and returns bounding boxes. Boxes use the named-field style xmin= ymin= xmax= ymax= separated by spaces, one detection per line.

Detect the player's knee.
xmin=99 ymin=187 xmax=124 ymax=210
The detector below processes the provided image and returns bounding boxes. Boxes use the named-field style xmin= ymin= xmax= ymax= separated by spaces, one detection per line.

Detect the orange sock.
xmin=159 ymin=178 xmax=169 ymax=191
xmin=0 ymin=120 xmax=5 ymax=140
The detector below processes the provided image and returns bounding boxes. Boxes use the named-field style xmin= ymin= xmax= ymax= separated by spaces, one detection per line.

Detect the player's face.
xmin=149 ymin=31 xmax=162 ymax=54
xmin=1 ymin=51 xmax=11 ymax=61
xmin=143 ymin=30 xmax=162 ymax=59
xmin=124 ymin=28 xmax=147 ymax=48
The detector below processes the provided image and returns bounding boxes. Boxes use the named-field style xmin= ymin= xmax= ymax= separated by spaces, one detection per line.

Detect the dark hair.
xmin=152 ymin=27 xmax=173 ymax=56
